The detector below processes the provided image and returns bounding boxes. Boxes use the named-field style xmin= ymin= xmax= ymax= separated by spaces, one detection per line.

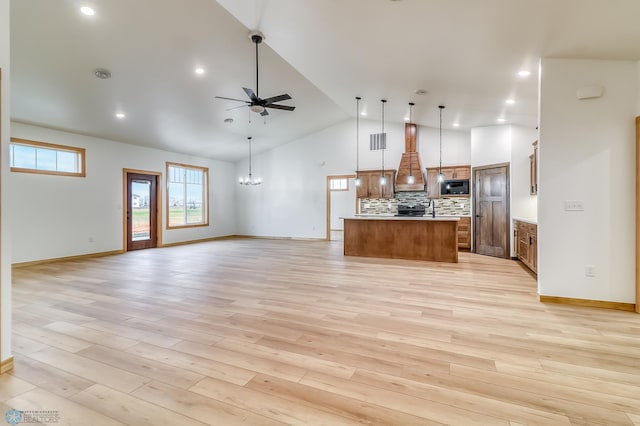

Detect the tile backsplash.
xmin=359 ymin=192 xmax=471 ymax=216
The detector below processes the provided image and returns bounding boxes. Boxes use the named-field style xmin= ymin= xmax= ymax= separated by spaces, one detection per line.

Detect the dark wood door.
xmin=474 ymin=165 xmax=509 ymax=258
xmin=126 ymin=173 xmax=158 ymax=251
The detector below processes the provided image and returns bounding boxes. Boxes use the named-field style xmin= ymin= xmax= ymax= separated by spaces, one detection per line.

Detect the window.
xmin=329 ymin=178 xmax=349 ymax=191
xmin=166 ymin=162 xmax=208 ymax=228
xmin=10 ymin=138 xmax=85 ymax=177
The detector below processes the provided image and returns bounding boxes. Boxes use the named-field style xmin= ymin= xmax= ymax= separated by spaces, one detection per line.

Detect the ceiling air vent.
xmin=369 ymin=132 xmax=387 ymax=151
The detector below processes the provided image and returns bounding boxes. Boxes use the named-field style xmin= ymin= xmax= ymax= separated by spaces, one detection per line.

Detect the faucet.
xmin=429 ymin=199 xmax=436 ymax=218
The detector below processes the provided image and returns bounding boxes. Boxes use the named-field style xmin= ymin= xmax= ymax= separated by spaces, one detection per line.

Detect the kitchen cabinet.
xmin=530 ymin=141 xmax=538 ymax=195
xmin=514 ymin=219 xmax=537 ymax=273
xmin=426 ymin=165 xmax=471 ymax=198
xmin=458 ymin=217 xmax=471 ymax=249
xmin=355 ymin=170 xmax=395 ymax=199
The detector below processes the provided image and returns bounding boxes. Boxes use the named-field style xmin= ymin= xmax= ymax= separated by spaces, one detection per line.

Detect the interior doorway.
xmin=473 ymin=163 xmax=510 ymax=258
xmin=124 ymin=170 xmax=161 ymax=251
xmin=326 ymin=174 xmax=357 ymax=241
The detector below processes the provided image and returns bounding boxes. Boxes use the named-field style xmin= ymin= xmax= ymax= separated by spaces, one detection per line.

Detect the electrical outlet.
xmin=585 ymin=265 xmax=596 ymax=277
xmin=564 ymin=200 xmax=584 ymax=211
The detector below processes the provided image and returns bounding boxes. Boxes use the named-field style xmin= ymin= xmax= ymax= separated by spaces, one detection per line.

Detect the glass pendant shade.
xmin=407 ymin=175 xmax=415 ymax=184
xmin=437 ymin=172 xmax=445 ymax=183
xmin=355 ymin=177 xmax=361 ymax=187
xmin=380 ymin=175 xmax=386 ymax=185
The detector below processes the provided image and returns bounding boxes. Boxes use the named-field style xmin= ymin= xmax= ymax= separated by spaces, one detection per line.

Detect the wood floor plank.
xmin=0 ymin=374 xmax=36 ymax=401
xmin=124 ymin=342 xmax=257 ymax=386
xmin=77 ymin=344 xmax=205 ymax=389
xmin=9 ymin=238 xmax=640 ymax=425
xmin=190 ymin=376 xmax=363 ymax=425
xmin=28 ymin=347 xmax=150 ymax=393
xmin=131 ymin=381 xmax=286 ymax=426
xmin=71 ymin=384 xmax=208 ymax=426
xmin=300 ymin=371 xmax=509 ymax=425
xmin=6 ymin=388 xmax=125 ymax=426
xmin=9 ymin=353 xmax=94 ymax=398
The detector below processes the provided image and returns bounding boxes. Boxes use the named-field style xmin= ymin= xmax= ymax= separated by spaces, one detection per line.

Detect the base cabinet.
xmin=458 ymin=217 xmax=471 ymax=249
xmin=514 ymin=220 xmax=537 ymax=273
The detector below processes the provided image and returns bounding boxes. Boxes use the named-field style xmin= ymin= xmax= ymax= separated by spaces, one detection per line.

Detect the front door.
xmin=474 ymin=164 xmax=509 ymax=258
xmin=126 ymin=173 xmax=158 ymax=251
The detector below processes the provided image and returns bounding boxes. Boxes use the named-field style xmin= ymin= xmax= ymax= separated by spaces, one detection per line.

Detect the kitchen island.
xmin=342 ymin=215 xmax=459 ymax=263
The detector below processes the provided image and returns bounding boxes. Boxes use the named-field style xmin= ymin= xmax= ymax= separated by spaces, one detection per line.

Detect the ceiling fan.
xmin=215 ymin=31 xmax=295 ymax=116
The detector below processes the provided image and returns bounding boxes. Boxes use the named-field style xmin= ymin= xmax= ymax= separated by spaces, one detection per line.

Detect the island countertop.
xmin=343 ymin=215 xmax=460 ymax=221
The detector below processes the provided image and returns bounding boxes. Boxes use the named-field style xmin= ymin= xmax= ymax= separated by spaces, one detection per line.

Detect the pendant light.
xmin=380 ymin=99 xmax=387 ymax=186
xmin=239 ymin=136 xmax=262 ymax=185
xmin=407 ymin=102 xmax=415 ymax=185
xmin=437 ymin=105 xmax=445 ymax=183
xmin=355 ymin=96 xmax=362 ymax=187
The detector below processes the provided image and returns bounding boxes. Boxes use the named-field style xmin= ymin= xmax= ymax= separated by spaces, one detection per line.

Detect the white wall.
xmin=10 ymin=123 xmax=237 ymax=263
xmin=1 ymin=0 xmax=12 ymax=361
xmin=330 ymin=178 xmax=356 ymax=230
xmin=470 ymin=125 xmax=511 ymax=167
xmin=235 ymin=118 xmax=470 ymax=238
xmin=539 ymin=58 xmax=638 ymax=303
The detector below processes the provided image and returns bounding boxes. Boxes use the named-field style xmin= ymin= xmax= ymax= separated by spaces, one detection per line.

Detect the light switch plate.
xmin=564 ymin=200 xmax=584 ymax=211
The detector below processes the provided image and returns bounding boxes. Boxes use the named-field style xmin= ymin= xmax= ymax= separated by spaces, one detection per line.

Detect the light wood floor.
xmin=5 ymin=238 xmax=640 ymax=425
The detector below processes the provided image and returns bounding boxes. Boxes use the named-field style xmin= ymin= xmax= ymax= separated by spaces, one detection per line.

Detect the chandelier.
xmin=239 ymin=136 xmax=262 ymax=185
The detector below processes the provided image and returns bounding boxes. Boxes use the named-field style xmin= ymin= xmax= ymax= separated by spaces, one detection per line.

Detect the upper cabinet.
xmin=356 ymin=170 xmax=396 ymax=199
xmin=530 ymin=141 xmax=538 ymax=195
xmin=426 ymin=165 xmax=471 ymax=198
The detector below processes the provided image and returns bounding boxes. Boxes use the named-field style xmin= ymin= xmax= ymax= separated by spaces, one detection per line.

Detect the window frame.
xmin=165 ymin=162 xmax=209 ymax=229
xmin=9 ymin=137 xmax=86 ymax=177
xmin=329 ymin=177 xmax=349 ymax=191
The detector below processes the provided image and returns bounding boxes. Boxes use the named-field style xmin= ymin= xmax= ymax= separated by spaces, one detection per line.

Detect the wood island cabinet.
xmin=426 ymin=165 xmax=471 ymax=198
xmin=514 ymin=219 xmax=537 ymax=273
xmin=356 ymin=170 xmax=395 ymax=199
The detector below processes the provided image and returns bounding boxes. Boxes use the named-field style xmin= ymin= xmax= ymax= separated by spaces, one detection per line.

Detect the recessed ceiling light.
xmin=94 ymin=68 xmax=111 ymax=79
xmin=80 ymin=6 xmax=95 ymax=16
xmin=497 ymin=118 xmax=506 ymax=123
xmin=506 ymin=99 xmax=516 ymax=104
xmin=115 ymin=112 xmax=125 ymax=119
xmin=404 ymin=117 xmax=410 ymax=122
xmin=194 ymin=67 xmax=205 ymax=75
xmin=518 ymin=70 xmax=531 ymax=77
xmin=452 ymin=123 xmax=460 ymax=127
xmin=415 ymin=89 xmax=428 ymax=95
xmin=360 ymin=112 xmax=367 ymax=116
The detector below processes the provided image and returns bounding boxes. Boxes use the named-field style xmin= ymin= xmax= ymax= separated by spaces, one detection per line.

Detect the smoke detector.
xmin=94 ymin=68 xmax=112 ymax=79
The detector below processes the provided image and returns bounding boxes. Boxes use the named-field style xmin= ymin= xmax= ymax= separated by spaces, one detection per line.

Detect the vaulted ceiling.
xmin=10 ymin=0 xmax=640 ymax=161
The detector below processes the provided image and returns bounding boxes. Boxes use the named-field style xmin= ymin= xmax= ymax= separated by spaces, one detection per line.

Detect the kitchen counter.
xmin=349 ymin=215 xmax=460 ymax=221
xmin=513 ymin=217 xmax=537 ymax=225
xmin=343 ymin=216 xmax=458 ymax=263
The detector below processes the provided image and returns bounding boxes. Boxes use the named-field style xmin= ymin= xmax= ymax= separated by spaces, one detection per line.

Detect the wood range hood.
xmin=395 ymin=123 xmax=426 ymax=191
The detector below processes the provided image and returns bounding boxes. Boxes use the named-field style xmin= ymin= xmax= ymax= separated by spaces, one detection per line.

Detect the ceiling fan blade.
xmin=262 ymin=94 xmax=292 ymax=105
xmin=226 ymin=105 xmax=247 ymax=111
xmin=260 ymin=109 xmax=269 ymax=117
xmin=215 ymin=96 xmax=250 ymax=103
xmin=243 ymin=87 xmax=259 ymax=102
xmin=266 ymin=104 xmax=296 ymax=111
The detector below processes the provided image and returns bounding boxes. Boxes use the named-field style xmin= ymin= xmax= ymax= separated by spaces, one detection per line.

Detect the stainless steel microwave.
xmin=441 ymin=179 xmax=470 ymax=195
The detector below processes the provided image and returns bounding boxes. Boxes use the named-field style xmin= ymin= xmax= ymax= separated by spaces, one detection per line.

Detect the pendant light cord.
xmin=248 ymin=137 xmax=252 ymax=178
xmin=356 ymin=97 xmax=361 ymax=179
xmin=381 ymin=99 xmax=386 ymax=180
xmin=439 ymin=105 xmax=444 ymax=174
